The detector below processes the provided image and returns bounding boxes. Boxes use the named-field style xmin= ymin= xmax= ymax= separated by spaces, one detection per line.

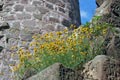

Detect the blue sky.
xmin=79 ymin=0 xmax=97 ymax=24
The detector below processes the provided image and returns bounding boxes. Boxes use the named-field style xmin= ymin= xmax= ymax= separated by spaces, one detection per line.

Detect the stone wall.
xmin=0 ymin=0 xmax=80 ymax=79
xmin=95 ymin=0 xmax=120 ymax=27
xmin=95 ymin=0 xmax=120 ymax=60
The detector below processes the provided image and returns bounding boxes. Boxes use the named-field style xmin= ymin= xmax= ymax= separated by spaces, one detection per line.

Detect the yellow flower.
xmin=63 ymin=28 xmax=68 ymax=33
xmin=89 ymin=28 xmax=93 ymax=33
xmin=33 ymin=48 xmax=38 ymax=53
xmin=11 ymin=53 xmax=14 ymax=58
xmin=56 ymin=31 xmax=62 ymax=36
xmin=12 ymin=66 xmax=18 ymax=72
xmin=80 ymin=52 xmax=87 ymax=56
xmin=40 ymin=45 xmax=44 ymax=49
xmin=35 ymin=57 xmax=40 ymax=61
xmin=49 ymin=32 xmax=53 ymax=37
xmin=102 ymin=29 xmax=107 ymax=34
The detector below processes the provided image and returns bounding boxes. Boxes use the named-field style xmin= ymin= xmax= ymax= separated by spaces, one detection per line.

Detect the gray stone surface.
xmin=27 ymin=63 xmax=82 ymax=80
xmin=27 ymin=63 xmax=61 ymax=80
xmin=95 ymin=0 xmax=120 ymax=27
xmin=14 ymin=4 xmax=24 ymax=11
xmin=83 ymin=55 xmax=120 ymax=80
xmin=95 ymin=0 xmax=120 ymax=60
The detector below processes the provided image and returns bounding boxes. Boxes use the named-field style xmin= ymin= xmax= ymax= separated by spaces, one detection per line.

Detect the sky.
xmin=79 ymin=0 xmax=97 ymax=24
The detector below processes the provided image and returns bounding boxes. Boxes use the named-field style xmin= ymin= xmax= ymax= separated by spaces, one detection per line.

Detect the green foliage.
xmin=11 ymin=16 xmax=114 ymax=79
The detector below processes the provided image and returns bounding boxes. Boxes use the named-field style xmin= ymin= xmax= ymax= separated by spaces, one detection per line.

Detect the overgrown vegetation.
xmin=10 ymin=16 xmax=113 ymax=79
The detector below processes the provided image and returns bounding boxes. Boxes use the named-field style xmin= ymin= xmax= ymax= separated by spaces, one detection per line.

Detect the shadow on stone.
xmin=0 ymin=35 xmax=4 ymax=39
xmin=0 ymin=46 xmax=3 ymax=52
xmin=0 ymin=22 xmax=10 ymax=31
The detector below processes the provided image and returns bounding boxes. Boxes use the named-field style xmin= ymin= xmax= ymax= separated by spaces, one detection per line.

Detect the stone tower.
xmin=0 ymin=0 xmax=80 ymax=79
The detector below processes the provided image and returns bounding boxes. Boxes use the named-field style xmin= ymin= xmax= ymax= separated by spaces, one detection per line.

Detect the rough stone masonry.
xmin=0 ymin=0 xmax=80 ymax=79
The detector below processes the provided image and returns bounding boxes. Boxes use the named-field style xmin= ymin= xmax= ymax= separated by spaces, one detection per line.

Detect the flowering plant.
xmin=11 ymin=16 xmax=112 ymax=79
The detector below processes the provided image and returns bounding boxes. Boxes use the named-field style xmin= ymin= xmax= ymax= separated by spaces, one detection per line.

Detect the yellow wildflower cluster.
xmin=13 ymin=23 xmax=109 ymax=78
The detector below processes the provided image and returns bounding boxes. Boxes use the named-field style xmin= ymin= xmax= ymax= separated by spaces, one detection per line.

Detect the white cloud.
xmin=80 ymin=10 xmax=88 ymax=18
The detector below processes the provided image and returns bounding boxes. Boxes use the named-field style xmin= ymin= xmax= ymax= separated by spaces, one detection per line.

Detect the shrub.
xmin=11 ymin=17 xmax=112 ymax=79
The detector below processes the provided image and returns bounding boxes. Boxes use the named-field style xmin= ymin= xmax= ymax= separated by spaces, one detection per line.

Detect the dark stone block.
xmin=0 ymin=35 xmax=4 ymax=40
xmin=59 ymin=7 xmax=65 ymax=13
xmin=0 ymin=22 xmax=10 ymax=31
xmin=0 ymin=46 xmax=3 ymax=52
xmin=49 ymin=17 xmax=60 ymax=23
xmin=62 ymin=19 xmax=71 ymax=27
xmin=0 ymin=4 xmax=3 ymax=11
xmin=46 ymin=3 xmax=54 ymax=10
xmin=96 ymin=0 xmax=105 ymax=7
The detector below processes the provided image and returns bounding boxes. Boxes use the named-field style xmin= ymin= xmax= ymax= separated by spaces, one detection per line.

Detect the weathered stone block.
xmin=96 ymin=0 xmax=105 ymax=7
xmin=12 ymin=22 xmax=20 ymax=28
xmin=6 ymin=28 xmax=20 ymax=39
xmin=27 ymin=63 xmax=77 ymax=80
xmin=59 ymin=7 xmax=65 ymax=13
xmin=32 ymin=1 xmax=44 ymax=6
xmin=62 ymin=19 xmax=71 ymax=27
xmin=16 ymin=13 xmax=31 ymax=20
xmin=83 ymin=55 xmax=120 ymax=80
xmin=20 ymin=29 xmax=33 ymax=41
xmin=21 ymin=0 xmax=28 ymax=4
xmin=22 ymin=20 xmax=36 ymax=28
xmin=46 ymin=3 xmax=54 ymax=10
xmin=14 ymin=5 xmax=24 ymax=11
xmin=33 ymin=13 xmax=42 ymax=20
xmin=95 ymin=0 xmax=120 ymax=27
xmin=56 ymin=1 xmax=65 ymax=8
xmin=37 ymin=7 xmax=49 ymax=14
xmin=20 ymin=34 xmax=33 ymax=42
xmin=49 ymin=17 xmax=60 ymax=23
xmin=3 ymin=7 xmax=13 ymax=12
xmin=3 ymin=15 xmax=15 ymax=21
xmin=25 ymin=5 xmax=36 ymax=12
xmin=47 ymin=0 xmax=57 ymax=4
